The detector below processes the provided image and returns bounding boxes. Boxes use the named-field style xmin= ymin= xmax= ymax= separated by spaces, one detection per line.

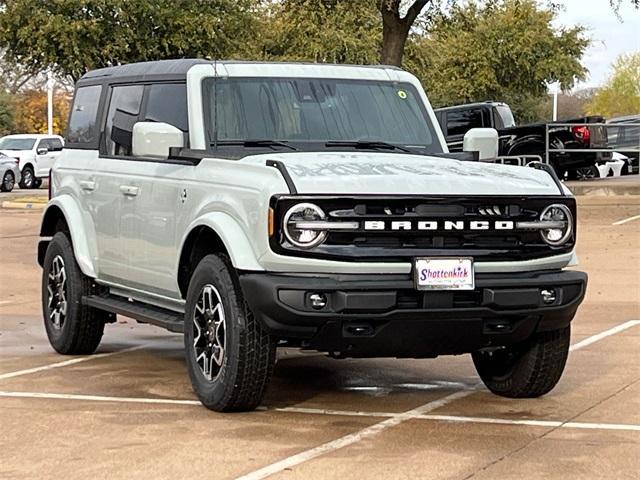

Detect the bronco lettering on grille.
xmin=363 ymin=220 xmax=515 ymax=231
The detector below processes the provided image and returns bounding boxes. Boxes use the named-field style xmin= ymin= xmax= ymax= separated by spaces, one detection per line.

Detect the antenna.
xmin=213 ymin=59 xmax=218 ymax=151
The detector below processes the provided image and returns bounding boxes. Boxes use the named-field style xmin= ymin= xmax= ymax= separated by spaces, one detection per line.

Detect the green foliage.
xmin=586 ymin=53 xmax=640 ymax=118
xmin=406 ymin=0 xmax=589 ymax=122
xmin=0 ymin=0 xmax=260 ymax=80
xmin=0 ymin=91 xmax=15 ymax=135
xmin=259 ymin=0 xmax=381 ymax=64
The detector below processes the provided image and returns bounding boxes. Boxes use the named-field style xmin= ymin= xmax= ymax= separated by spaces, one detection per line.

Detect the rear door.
xmin=97 ymin=84 xmax=146 ymax=286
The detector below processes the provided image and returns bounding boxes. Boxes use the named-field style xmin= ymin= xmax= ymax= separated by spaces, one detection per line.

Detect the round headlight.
xmin=539 ymin=204 xmax=573 ymax=246
xmin=283 ymin=203 xmax=327 ymax=249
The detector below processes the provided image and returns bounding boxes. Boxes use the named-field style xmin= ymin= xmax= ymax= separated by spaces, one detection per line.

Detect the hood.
xmin=240 ymin=151 xmax=562 ymax=196
xmin=0 ymin=150 xmax=29 ymax=158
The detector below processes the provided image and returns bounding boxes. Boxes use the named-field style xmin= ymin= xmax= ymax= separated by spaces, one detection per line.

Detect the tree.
xmin=11 ymin=88 xmax=72 ymax=135
xmin=0 ymin=0 xmax=260 ymax=81
xmin=0 ymin=91 xmax=15 ymax=135
xmin=406 ymin=0 xmax=589 ymax=122
xmin=261 ymin=0 xmax=380 ymax=64
xmin=586 ymin=53 xmax=640 ymax=118
xmin=378 ymin=1 xmax=439 ymax=66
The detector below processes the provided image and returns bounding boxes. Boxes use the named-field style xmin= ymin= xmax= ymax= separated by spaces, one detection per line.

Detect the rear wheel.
xmin=19 ymin=165 xmax=35 ymax=189
xmin=1 ymin=170 xmax=15 ymax=192
xmin=184 ymin=254 xmax=276 ymax=412
xmin=42 ymin=232 xmax=107 ymax=354
xmin=472 ymin=326 xmax=570 ymax=398
xmin=571 ymin=166 xmax=599 ymax=180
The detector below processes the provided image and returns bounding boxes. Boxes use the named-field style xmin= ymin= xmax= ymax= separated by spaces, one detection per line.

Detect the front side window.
xmin=104 ymin=85 xmax=144 ymax=156
xmin=0 ymin=137 xmax=36 ymax=150
xmin=143 ymin=83 xmax=188 ymax=132
xmin=48 ymin=138 xmax=64 ymax=151
xmin=204 ymin=78 xmax=440 ymax=153
xmin=67 ymin=85 xmax=102 ymax=145
xmin=446 ymin=108 xmax=483 ymax=137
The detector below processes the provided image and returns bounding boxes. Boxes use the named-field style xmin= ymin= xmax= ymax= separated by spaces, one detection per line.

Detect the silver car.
xmin=0 ymin=152 xmax=21 ymax=192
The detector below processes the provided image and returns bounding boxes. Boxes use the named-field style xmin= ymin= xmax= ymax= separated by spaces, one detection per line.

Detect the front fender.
xmin=40 ymin=196 xmax=97 ymax=278
xmin=179 ymin=212 xmax=264 ymax=271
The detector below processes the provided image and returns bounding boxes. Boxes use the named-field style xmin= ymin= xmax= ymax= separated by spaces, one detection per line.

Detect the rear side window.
xmin=67 ymin=85 xmax=102 ymax=145
xmin=143 ymin=83 xmax=188 ymax=132
xmin=104 ymin=85 xmax=144 ymax=156
xmin=446 ymin=108 xmax=483 ymax=136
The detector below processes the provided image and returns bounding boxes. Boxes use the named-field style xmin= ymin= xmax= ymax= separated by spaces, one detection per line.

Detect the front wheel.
xmin=184 ymin=254 xmax=276 ymax=412
xmin=19 ymin=165 xmax=35 ymax=189
xmin=472 ymin=326 xmax=570 ymax=398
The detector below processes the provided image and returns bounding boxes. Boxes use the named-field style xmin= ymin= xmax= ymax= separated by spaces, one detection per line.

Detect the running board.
xmin=83 ymin=295 xmax=184 ymax=333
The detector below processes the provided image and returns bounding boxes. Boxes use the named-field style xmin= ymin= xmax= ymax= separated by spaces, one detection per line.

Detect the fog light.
xmin=540 ymin=288 xmax=557 ymax=304
xmin=309 ymin=293 xmax=327 ymax=310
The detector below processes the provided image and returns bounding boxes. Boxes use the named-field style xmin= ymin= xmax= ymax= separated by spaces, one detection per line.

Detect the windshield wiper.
xmin=214 ymin=139 xmax=297 ymax=151
xmin=325 ymin=140 xmax=413 ymax=153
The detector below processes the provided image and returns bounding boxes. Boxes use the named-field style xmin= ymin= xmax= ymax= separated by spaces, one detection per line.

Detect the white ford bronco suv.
xmin=38 ymin=60 xmax=587 ymax=412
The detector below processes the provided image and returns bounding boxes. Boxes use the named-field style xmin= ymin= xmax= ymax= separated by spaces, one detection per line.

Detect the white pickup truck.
xmin=38 ymin=60 xmax=587 ymax=412
xmin=0 ymin=133 xmax=65 ymax=188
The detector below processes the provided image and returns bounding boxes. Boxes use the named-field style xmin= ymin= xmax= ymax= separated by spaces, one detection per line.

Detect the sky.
xmin=553 ymin=0 xmax=640 ymax=89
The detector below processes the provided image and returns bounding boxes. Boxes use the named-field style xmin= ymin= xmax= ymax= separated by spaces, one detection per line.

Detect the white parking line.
xmin=0 ymin=345 xmax=144 ymax=381
xmin=569 ymin=320 xmax=640 ymax=352
xmin=417 ymin=414 xmax=640 ymax=432
xmin=236 ymin=390 xmax=474 ymax=480
xmin=275 ymin=408 xmax=640 ymax=433
xmin=0 ymin=390 xmax=200 ymax=405
xmin=612 ymin=214 xmax=640 ymax=225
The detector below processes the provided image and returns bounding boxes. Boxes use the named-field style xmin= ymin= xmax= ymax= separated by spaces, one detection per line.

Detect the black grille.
xmin=270 ymin=195 xmax=576 ymax=262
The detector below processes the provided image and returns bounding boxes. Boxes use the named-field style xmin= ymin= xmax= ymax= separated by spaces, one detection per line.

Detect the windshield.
xmin=204 ymin=78 xmax=441 ymax=153
xmin=496 ymin=105 xmax=516 ymax=128
xmin=0 ymin=137 xmax=36 ymax=150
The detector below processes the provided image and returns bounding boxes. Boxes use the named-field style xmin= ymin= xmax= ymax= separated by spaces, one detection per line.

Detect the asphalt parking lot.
xmin=1 ymin=193 xmax=639 ymax=480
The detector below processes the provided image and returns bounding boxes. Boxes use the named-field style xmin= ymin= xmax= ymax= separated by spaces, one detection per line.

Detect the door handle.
xmin=79 ymin=180 xmax=96 ymax=191
xmin=120 ymin=185 xmax=139 ymax=197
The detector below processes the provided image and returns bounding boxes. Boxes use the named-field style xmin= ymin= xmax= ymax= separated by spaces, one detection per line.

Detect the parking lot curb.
xmin=1 ymin=200 xmax=46 ymax=210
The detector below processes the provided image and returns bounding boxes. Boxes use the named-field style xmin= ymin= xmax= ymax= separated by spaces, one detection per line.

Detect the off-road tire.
xmin=184 ymin=254 xmax=276 ymax=412
xmin=42 ymin=232 xmax=106 ymax=354
xmin=1 ymin=170 xmax=14 ymax=192
xmin=19 ymin=165 xmax=35 ymax=189
xmin=472 ymin=326 xmax=570 ymax=398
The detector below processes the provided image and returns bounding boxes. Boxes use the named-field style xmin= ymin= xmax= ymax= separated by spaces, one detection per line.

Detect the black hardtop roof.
xmin=79 ymin=59 xmax=209 ymax=82
xmin=78 ymin=59 xmax=403 ymax=84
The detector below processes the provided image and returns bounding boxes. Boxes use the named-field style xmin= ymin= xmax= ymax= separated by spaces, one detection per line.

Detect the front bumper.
xmin=239 ymin=269 xmax=587 ymax=358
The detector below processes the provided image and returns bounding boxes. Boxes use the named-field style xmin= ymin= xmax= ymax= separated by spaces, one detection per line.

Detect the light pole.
xmin=47 ymin=71 xmax=54 ymax=135
xmin=552 ymin=81 xmax=560 ymax=121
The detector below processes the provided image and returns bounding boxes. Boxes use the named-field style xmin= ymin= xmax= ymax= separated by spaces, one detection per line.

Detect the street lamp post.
xmin=47 ymin=71 xmax=54 ymax=135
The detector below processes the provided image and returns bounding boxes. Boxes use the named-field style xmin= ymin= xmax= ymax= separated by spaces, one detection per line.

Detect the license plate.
xmin=414 ymin=257 xmax=475 ymax=291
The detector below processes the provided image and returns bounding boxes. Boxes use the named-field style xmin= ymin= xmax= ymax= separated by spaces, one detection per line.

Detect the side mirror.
xmin=132 ymin=122 xmax=184 ymax=159
xmin=37 ymin=147 xmax=48 ymax=155
xmin=463 ymin=128 xmax=499 ymax=162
